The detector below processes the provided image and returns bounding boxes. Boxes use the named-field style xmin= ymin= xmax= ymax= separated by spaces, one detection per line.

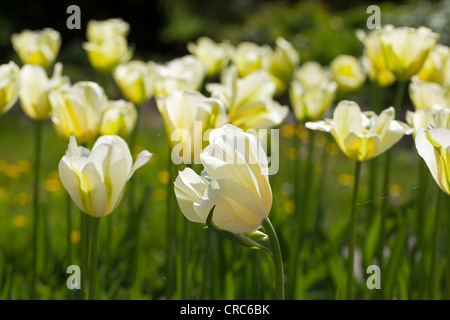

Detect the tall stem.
xmin=165 ymin=147 xmax=175 ymax=298
xmin=262 ymin=218 xmax=284 ymax=300
xmin=429 ymin=190 xmax=442 ymax=299
xmin=446 ymin=194 xmax=450 ymax=299
xmin=347 ymin=160 xmax=362 ymax=300
xmin=89 ymin=217 xmax=101 ymax=300
xmin=66 ymin=193 xmax=73 ymax=265
xmin=31 ymin=119 xmax=43 ymax=299
xmin=181 ymin=217 xmax=190 ymax=299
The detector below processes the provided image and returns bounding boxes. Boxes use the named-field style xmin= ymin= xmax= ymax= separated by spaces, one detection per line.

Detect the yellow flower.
xmin=207 ymin=65 xmax=289 ymax=130
xmin=49 ymin=81 xmax=107 ymax=144
xmin=379 ymin=25 xmax=439 ymax=81
xmin=416 ymin=44 xmax=450 ymax=85
xmin=99 ymin=100 xmax=137 ymax=137
xmin=11 ymin=28 xmax=61 ymax=69
xmin=156 ymin=90 xmax=228 ymax=164
xmin=293 ymin=61 xmax=332 ymax=89
xmin=83 ymin=36 xmax=133 ymax=74
xmin=290 ymin=78 xmax=337 ymax=122
xmin=408 ymin=76 xmax=450 ymax=110
xmin=113 ymin=60 xmax=154 ymax=106
xmin=269 ymin=37 xmax=300 ymax=95
xmin=86 ymin=18 xmax=130 ymax=43
xmin=330 ymin=55 xmax=366 ymax=92
xmin=231 ymin=41 xmax=273 ymax=77
xmin=306 ymin=100 xmax=413 ymax=161
xmin=415 ymin=127 xmax=450 ymax=195
xmin=174 ymin=124 xmax=272 ymax=234
xmin=19 ymin=63 xmax=70 ymax=120
xmin=59 ymin=135 xmax=152 ymax=218
xmin=187 ymin=37 xmax=232 ymax=77
xmin=356 ymin=28 xmax=396 ymax=87
xmin=0 ymin=61 xmax=20 ymax=115
xmin=152 ymin=55 xmax=206 ymax=97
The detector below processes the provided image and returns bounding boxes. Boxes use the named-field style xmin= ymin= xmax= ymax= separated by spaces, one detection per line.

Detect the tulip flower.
xmin=152 ymin=55 xmax=206 ymax=97
xmin=0 ymin=61 xmax=20 ymax=115
xmin=187 ymin=37 xmax=232 ymax=77
xmin=305 ymin=100 xmax=413 ymax=162
xmin=269 ymin=37 xmax=300 ymax=95
xmin=49 ymin=81 xmax=107 ymax=144
xmin=231 ymin=41 xmax=273 ymax=78
xmin=156 ymin=90 xmax=228 ymax=164
xmin=379 ymin=25 xmax=439 ymax=81
xmin=356 ymin=28 xmax=396 ymax=87
xmin=207 ymin=66 xmax=289 ymax=130
xmin=330 ymin=55 xmax=366 ymax=92
xmin=99 ymin=100 xmax=137 ymax=137
xmin=83 ymin=37 xmax=133 ymax=74
xmin=289 ymin=78 xmax=337 ymax=123
xmin=409 ymin=76 xmax=450 ymax=110
xmin=113 ymin=60 xmax=154 ymax=106
xmin=293 ymin=61 xmax=332 ymax=89
xmin=416 ymin=44 xmax=450 ymax=85
xmin=19 ymin=63 xmax=70 ymax=120
xmin=86 ymin=18 xmax=130 ymax=43
xmin=59 ymin=134 xmax=151 ymax=299
xmin=11 ymin=28 xmax=61 ymax=69
xmin=174 ymin=124 xmax=284 ymax=299
xmin=174 ymin=124 xmax=272 ymax=233
xmin=59 ymin=135 xmax=152 ymax=217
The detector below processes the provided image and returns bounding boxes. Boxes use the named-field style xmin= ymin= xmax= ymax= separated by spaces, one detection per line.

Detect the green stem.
xmin=31 ymin=119 xmax=43 ymax=299
xmin=416 ymin=159 xmax=429 ymax=298
xmin=430 ymin=190 xmax=442 ymax=300
xmin=89 ymin=217 xmax=101 ymax=300
xmin=165 ymin=147 xmax=175 ymax=298
xmin=347 ymin=160 xmax=362 ymax=300
xmin=262 ymin=218 xmax=284 ymax=300
xmin=393 ymin=80 xmax=407 ymax=116
xmin=66 ymin=193 xmax=73 ymax=265
xmin=181 ymin=217 xmax=190 ymax=299
xmin=446 ymin=194 xmax=450 ymax=299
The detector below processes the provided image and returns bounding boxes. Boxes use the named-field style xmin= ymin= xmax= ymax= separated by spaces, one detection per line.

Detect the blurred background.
xmin=1 ymin=0 xmax=450 ymax=72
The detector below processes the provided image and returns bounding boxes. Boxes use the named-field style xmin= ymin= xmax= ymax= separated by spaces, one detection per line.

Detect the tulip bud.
xmin=306 ymin=100 xmax=413 ymax=161
xmin=290 ymin=79 xmax=337 ymax=123
xmin=49 ymin=81 xmax=107 ymax=144
xmin=156 ymin=90 xmax=228 ymax=164
xmin=152 ymin=55 xmax=206 ymax=97
xmin=99 ymin=100 xmax=137 ymax=137
xmin=11 ymin=28 xmax=61 ymax=69
xmin=416 ymin=44 xmax=450 ymax=85
xmin=113 ymin=60 xmax=154 ymax=106
xmin=269 ymin=37 xmax=300 ymax=95
xmin=293 ymin=61 xmax=332 ymax=89
xmin=231 ymin=42 xmax=273 ymax=77
xmin=86 ymin=18 xmax=130 ymax=43
xmin=0 ymin=61 xmax=20 ymax=115
xmin=379 ymin=25 xmax=439 ymax=81
xmin=174 ymin=124 xmax=272 ymax=234
xmin=187 ymin=37 xmax=232 ymax=78
xmin=19 ymin=63 xmax=70 ymax=120
xmin=83 ymin=37 xmax=133 ymax=74
xmin=59 ymin=135 xmax=152 ymax=217
xmin=330 ymin=55 xmax=366 ymax=92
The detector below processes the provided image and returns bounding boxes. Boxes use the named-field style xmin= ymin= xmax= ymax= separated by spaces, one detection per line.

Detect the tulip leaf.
xmin=206 ymin=206 xmax=271 ymax=254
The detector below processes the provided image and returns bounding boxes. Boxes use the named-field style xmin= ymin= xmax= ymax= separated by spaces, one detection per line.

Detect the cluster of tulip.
xmin=2 ymin=15 xmax=450 ymax=300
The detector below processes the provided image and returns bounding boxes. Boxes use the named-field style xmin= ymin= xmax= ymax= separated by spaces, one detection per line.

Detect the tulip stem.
xmin=446 ymin=194 xmax=450 ymax=299
xmin=31 ymin=119 xmax=43 ymax=299
xmin=262 ymin=218 xmax=284 ymax=300
xmin=393 ymin=80 xmax=407 ymax=116
xmin=165 ymin=148 xmax=176 ymax=298
xmin=89 ymin=217 xmax=101 ymax=300
xmin=430 ymin=189 xmax=442 ymax=299
xmin=347 ymin=160 xmax=361 ymax=300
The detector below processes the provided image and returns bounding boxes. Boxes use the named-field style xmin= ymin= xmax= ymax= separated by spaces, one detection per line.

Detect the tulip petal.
xmin=129 ymin=150 xmax=152 ymax=179
xmin=174 ymin=168 xmax=210 ymax=223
